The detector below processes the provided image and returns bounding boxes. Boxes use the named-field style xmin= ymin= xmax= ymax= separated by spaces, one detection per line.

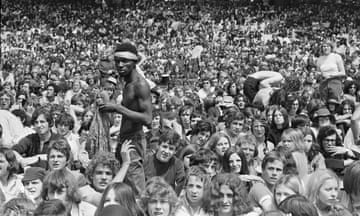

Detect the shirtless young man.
xmin=243 ymin=71 xmax=284 ymax=105
xmin=100 ymin=42 xmax=152 ymax=195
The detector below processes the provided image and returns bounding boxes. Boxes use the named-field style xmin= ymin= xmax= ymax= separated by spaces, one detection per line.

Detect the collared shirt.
xmin=12 ymin=132 xmax=62 ymax=157
xmin=0 ymin=174 xmax=24 ymax=203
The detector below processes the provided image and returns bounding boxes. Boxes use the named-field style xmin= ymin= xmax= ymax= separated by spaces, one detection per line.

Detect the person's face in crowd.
xmin=322 ymin=44 xmax=332 ymax=55
xmin=24 ymin=179 xmax=43 ymax=200
xmin=21 ymin=83 xmax=30 ymax=93
xmin=34 ymin=114 xmax=50 ymax=136
xmin=96 ymin=94 xmax=105 ymax=106
xmin=93 ymin=164 xmax=113 ymax=193
xmin=328 ymin=103 xmax=336 ymax=112
xmin=229 ymin=153 xmax=243 ymax=174
xmin=180 ymin=109 xmax=191 ymax=126
xmin=156 ymin=141 xmax=176 ymax=163
xmin=104 ymin=84 xmax=115 ymax=97
xmin=32 ymin=65 xmax=41 ymax=75
xmin=73 ymin=72 xmax=81 ymax=81
xmin=215 ymin=137 xmax=230 ymax=157
xmin=273 ymin=111 xmax=284 ymax=126
xmin=0 ymin=94 xmax=11 ymax=110
xmin=202 ymin=80 xmax=211 ymax=90
xmin=195 ymin=131 xmax=211 ymax=146
xmin=114 ymin=113 xmax=122 ymax=126
xmin=349 ymin=84 xmax=357 ymax=95
xmin=280 ymin=135 xmax=295 ymax=152
xmin=48 ymin=149 xmax=68 ymax=170
xmin=186 ymin=175 xmax=205 ymax=206
xmin=266 ymin=110 xmax=274 ymax=124
xmin=203 ymin=160 xmax=218 ymax=178
xmin=318 ymin=116 xmax=330 ymax=127
xmin=229 ymin=83 xmax=237 ymax=96
xmin=47 ymin=86 xmax=55 ymax=97
xmin=57 ymin=123 xmax=70 ymax=137
xmin=83 ymin=111 xmax=94 ymax=124
xmin=103 ymin=188 xmax=120 ymax=207
xmin=190 ymin=117 xmax=202 ymax=129
xmin=151 ymin=93 xmax=158 ymax=104
xmin=175 ymin=88 xmax=184 ymax=98
xmin=304 ymin=134 xmax=313 ymax=151
xmin=64 ymin=69 xmax=71 ymax=78
xmin=3 ymin=85 xmax=11 ymax=93
xmin=211 ymin=78 xmax=219 ymax=87
xmin=343 ymin=104 xmax=352 ymax=115
xmin=24 ymin=74 xmax=32 ymax=82
xmin=218 ymin=184 xmax=233 ymax=215
xmin=262 ymin=160 xmax=284 ymax=186
xmin=290 ymin=100 xmax=299 ymax=114
xmin=318 ymin=178 xmax=339 ymax=206
xmin=275 ymin=184 xmax=296 ymax=205
xmin=160 ymin=99 xmax=167 ymax=111
xmin=72 ymin=81 xmax=81 ymax=92
xmin=235 ymin=96 xmax=245 ymax=110
xmin=151 ymin=114 xmax=161 ymax=129
xmin=252 ymin=121 xmax=266 ymax=139
xmin=114 ymin=57 xmax=136 ymax=78
xmin=229 ymin=119 xmax=244 ymax=135
xmin=47 ymin=187 xmax=68 ymax=204
xmin=0 ymin=153 xmax=10 ymax=179
xmin=148 ymin=198 xmax=171 ymax=216
xmin=322 ymin=134 xmax=337 ymax=153
xmin=241 ymin=143 xmax=256 ymax=162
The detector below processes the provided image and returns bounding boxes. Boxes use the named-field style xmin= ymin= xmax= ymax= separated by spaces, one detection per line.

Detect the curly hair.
xmin=86 ymin=151 xmax=121 ymax=183
xmin=2 ymin=197 xmax=36 ymax=216
xmin=181 ymin=166 xmax=212 ymax=213
xmin=141 ymin=177 xmax=178 ymax=215
xmin=0 ymin=147 xmax=20 ymax=178
xmin=210 ymin=173 xmax=252 ymax=216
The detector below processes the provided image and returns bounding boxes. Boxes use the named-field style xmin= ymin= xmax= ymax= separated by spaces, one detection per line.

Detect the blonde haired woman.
xmin=305 ymin=169 xmax=352 ymax=216
xmin=278 ymin=128 xmax=307 ymax=153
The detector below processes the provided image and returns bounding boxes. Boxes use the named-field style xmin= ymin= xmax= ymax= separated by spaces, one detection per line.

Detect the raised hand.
xmin=120 ymin=140 xmax=135 ymax=164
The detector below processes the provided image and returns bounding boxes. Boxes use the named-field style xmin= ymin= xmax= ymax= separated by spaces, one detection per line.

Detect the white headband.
xmin=114 ymin=51 xmax=138 ymax=61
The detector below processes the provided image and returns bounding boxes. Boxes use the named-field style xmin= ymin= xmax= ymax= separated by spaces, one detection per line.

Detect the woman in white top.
xmin=316 ymin=42 xmax=346 ymax=102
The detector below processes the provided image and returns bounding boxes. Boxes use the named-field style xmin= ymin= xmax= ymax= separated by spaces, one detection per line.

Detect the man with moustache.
xmin=144 ymin=128 xmax=185 ymax=195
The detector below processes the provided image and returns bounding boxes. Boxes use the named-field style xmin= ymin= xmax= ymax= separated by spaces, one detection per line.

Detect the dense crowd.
xmin=1 ymin=0 xmax=360 ymax=216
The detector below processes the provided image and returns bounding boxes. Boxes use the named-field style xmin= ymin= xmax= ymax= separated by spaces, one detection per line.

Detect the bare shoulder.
xmin=134 ymin=75 xmax=151 ymax=96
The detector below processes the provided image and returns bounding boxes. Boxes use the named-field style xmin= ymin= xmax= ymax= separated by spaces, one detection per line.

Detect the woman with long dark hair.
xmin=96 ymin=182 xmax=145 ymax=216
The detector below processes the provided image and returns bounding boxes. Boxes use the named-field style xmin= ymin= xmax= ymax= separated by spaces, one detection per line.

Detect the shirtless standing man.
xmin=100 ymin=42 xmax=152 ymax=195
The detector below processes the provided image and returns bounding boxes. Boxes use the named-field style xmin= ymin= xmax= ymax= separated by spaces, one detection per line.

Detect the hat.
xmin=22 ymin=167 xmax=47 ymax=183
xmin=327 ymin=98 xmax=340 ymax=105
xmin=220 ymin=96 xmax=234 ymax=107
xmin=107 ymin=77 xmax=117 ymax=85
xmin=313 ymin=108 xmax=331 ymax=118
xmin=312 ymin=107 xmax=335 ymax=123
xmin=114 ymin=42 xmax=139 ymax=61
xmin=98 ymin=205 xmax=131 ymax=216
